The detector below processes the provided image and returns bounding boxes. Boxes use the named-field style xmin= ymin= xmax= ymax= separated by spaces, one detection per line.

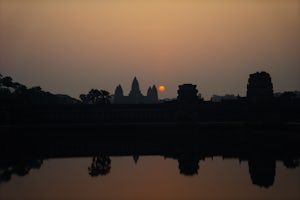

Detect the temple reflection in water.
xmin=1 ymin=72 xmax=300 ymax=199
xmin=1 ymin=126 xmax=299 ymax=189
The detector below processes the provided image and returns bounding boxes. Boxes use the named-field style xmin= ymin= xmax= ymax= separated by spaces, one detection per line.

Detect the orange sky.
xmin=0 ymin=0 xmax=299 ymax=99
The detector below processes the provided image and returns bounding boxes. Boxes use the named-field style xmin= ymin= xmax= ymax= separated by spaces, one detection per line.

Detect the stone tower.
xmin=113 ymin=77 xmax=158 ymax=104
xmin=177 ymin=84 xmax=198 ymax=104
xmin=113 ymin=84 xmax=124 ymax=103
xmin=146 ymin=85 xmax=158 ymax=103
xmin=129 ymin=77 xmax=143 ymax=98
xmin=247 ymin=71 xmax=273 ymax=103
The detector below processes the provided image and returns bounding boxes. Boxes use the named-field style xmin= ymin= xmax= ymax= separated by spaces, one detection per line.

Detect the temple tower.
xmin=129 ymin=77 xmax=143 ymax=98
xmin=113 ymin=84 xmax=124 ymax=103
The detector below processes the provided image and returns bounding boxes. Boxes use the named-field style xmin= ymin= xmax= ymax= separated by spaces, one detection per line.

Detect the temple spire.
xmin=114 ymin=84 xmax=123 ymax=97
xmin=129 ymin=77 xmax=142 ymax=97
xmin=113 ymin=77 xmax=158 ymax=104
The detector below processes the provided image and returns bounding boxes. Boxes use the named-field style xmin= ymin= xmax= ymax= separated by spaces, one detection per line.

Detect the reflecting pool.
xmin=1 ymin=156 xmax=300 ymax=200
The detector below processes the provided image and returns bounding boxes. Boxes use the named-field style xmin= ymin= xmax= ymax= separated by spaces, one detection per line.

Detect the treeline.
xmin=0 ymin=74 xmax=112 ymax=106
xmin=0 ymin=74 xmax=79 ymax=105
xmin=1 ymin=72 xmax=299 ymax=106
xmin=79 ymin=89 xmax=111 ymax=104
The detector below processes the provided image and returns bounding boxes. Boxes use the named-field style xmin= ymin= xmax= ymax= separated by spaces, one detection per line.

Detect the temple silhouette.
xmin=1 ymin=71 xmax=300 ymax=189
xmin=113 ymin=77 xmax=158 ymax=104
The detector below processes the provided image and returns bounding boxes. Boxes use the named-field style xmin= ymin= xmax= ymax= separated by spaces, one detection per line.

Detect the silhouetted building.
xmin=175 ymin=83 xmax=201 ymax=121
xmin=178 ymin=156 xmax=200 ymax=176
xmin=248 ymin=157 xmax=276 ymax=188
xmin=177 ymin=84 xmax=198 ymax=104
xmin=113 ymin=77 xmax=158 ymax=104
xmin=247 ymin=71 xmax=274 ymax=103
xmin=114 ymin=85 xmax=124 ymax=100
xmin=210 ymin=94 xmax=237 ymax=102
xmin=147 ymin=85 xmax=158 ymax=103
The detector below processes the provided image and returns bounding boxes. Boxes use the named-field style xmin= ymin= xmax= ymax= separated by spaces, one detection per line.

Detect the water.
xmin=1 ymin=125 xmax=300 ymax=199
xmin=1 ymin=156 xmax=300 ymax=200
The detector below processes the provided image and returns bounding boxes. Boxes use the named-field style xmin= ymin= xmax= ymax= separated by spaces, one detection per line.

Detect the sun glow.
xmin=158 ymin=85 xmax=165 ymax=92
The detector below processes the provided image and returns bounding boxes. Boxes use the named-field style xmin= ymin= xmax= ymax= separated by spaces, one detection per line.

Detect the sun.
xmin=158 ymin=85 xmax=165 ymax=92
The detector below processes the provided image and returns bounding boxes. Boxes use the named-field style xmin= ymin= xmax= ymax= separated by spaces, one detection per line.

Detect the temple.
xmin=113 ymin=77 xmax=158 ymax=104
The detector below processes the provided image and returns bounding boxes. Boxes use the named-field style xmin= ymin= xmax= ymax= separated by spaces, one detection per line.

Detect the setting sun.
xmin=158 ymin=85 xmax=165 ymax=92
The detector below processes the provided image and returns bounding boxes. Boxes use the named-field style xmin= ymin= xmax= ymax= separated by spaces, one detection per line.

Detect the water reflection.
xmin=1 ymin=156 xmax=300 ymax=200
xmin=248 ymin=156 xmax=276 ymax=188
xmin=168 ymin=154 xmax=202 ymax=176
xmin=88 ymin=156 xmax=111 ymax=177
xmin=2 ymin=153 xmax=299 ymax=189
xmin=0 ymin=158 xmax=43 ymax=183
xmin=133 ymin=155 xmax=139 ymax=164
xmin=283 ymin=159 xmax=300 ymax=169
xmin=2 ymin=156 xmax=298 ymax=184
xmin=1 ymin=128 xmax=300 ymax=199
xmin=1 ymin=142 xmax=300 ymax=188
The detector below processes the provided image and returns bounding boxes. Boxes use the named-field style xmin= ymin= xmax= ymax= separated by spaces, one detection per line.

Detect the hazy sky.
xmin=1 ymin=0 xmax=299 ymax=99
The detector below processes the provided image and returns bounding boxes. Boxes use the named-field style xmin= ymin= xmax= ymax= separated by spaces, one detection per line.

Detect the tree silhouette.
xmin=88 ymin=156 xmax=111 ymax=177
xmin=1 ymin=76 xmax=13 ymax=89
xmin=0 ymin=159 xmax=43 ymax=183
xmin=0 ymin=75 xmax=79 ymax=105
xmin=80 ymin=89 xmax=111 ymax=104
xmin=0 ymin=169 xmax=12 ymax=183
xmin=283 ymin=159 xmax=299 ymax=169
xmin=99 ymin=90 xmax=111 ymax=104
xmin=0 ymin=74 xmax=3 ymax=87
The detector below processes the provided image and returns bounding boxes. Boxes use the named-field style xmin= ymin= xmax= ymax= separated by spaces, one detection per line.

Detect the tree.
xmin=0 ymin=73 xmax=3 ymax=87
xmin=0 ymin=159 xmax=43 ymax=183
xmin=0 ymin=75 xmax=27 ymax=94
xmin=283 ymin=159 xmax=299 ymax=169
xmin=99 ymin=90 xmax=111 ymax=104
xmin=14 ymin=85 xmax=27 ymax=95
xmin=80 ymin=89 xmax=111 ymax=104
xmin=0 ymin=76 xmax=13 ymax=89
xmin=88 ymin=156 xmax=111 ymax=177
xmin=0 ymin=74 xmax=79 ymax=105
xmin=0 ymin=75 xmax=13 ymax=102
xmin=28 ymin=86 xmax=42 ymax=93
xmin=0 ymin=169 xmax=12 ymax=183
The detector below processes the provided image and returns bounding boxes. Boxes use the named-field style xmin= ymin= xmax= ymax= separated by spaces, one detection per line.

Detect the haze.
xmin=0 ymin=0 xmax=299 ymax=100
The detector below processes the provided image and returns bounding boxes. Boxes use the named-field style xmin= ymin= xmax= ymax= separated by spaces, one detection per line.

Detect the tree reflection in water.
xmin=0 ymin=159 xmax=43 ymax=183
xmin=283 ymin=158 xmax=299 ymax=169
xmin=88 ymin=156 xmax=111 ymax=177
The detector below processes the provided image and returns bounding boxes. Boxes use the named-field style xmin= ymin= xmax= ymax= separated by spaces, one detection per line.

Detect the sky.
xmin=0 ymin=0 xmax=299 ymax=100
